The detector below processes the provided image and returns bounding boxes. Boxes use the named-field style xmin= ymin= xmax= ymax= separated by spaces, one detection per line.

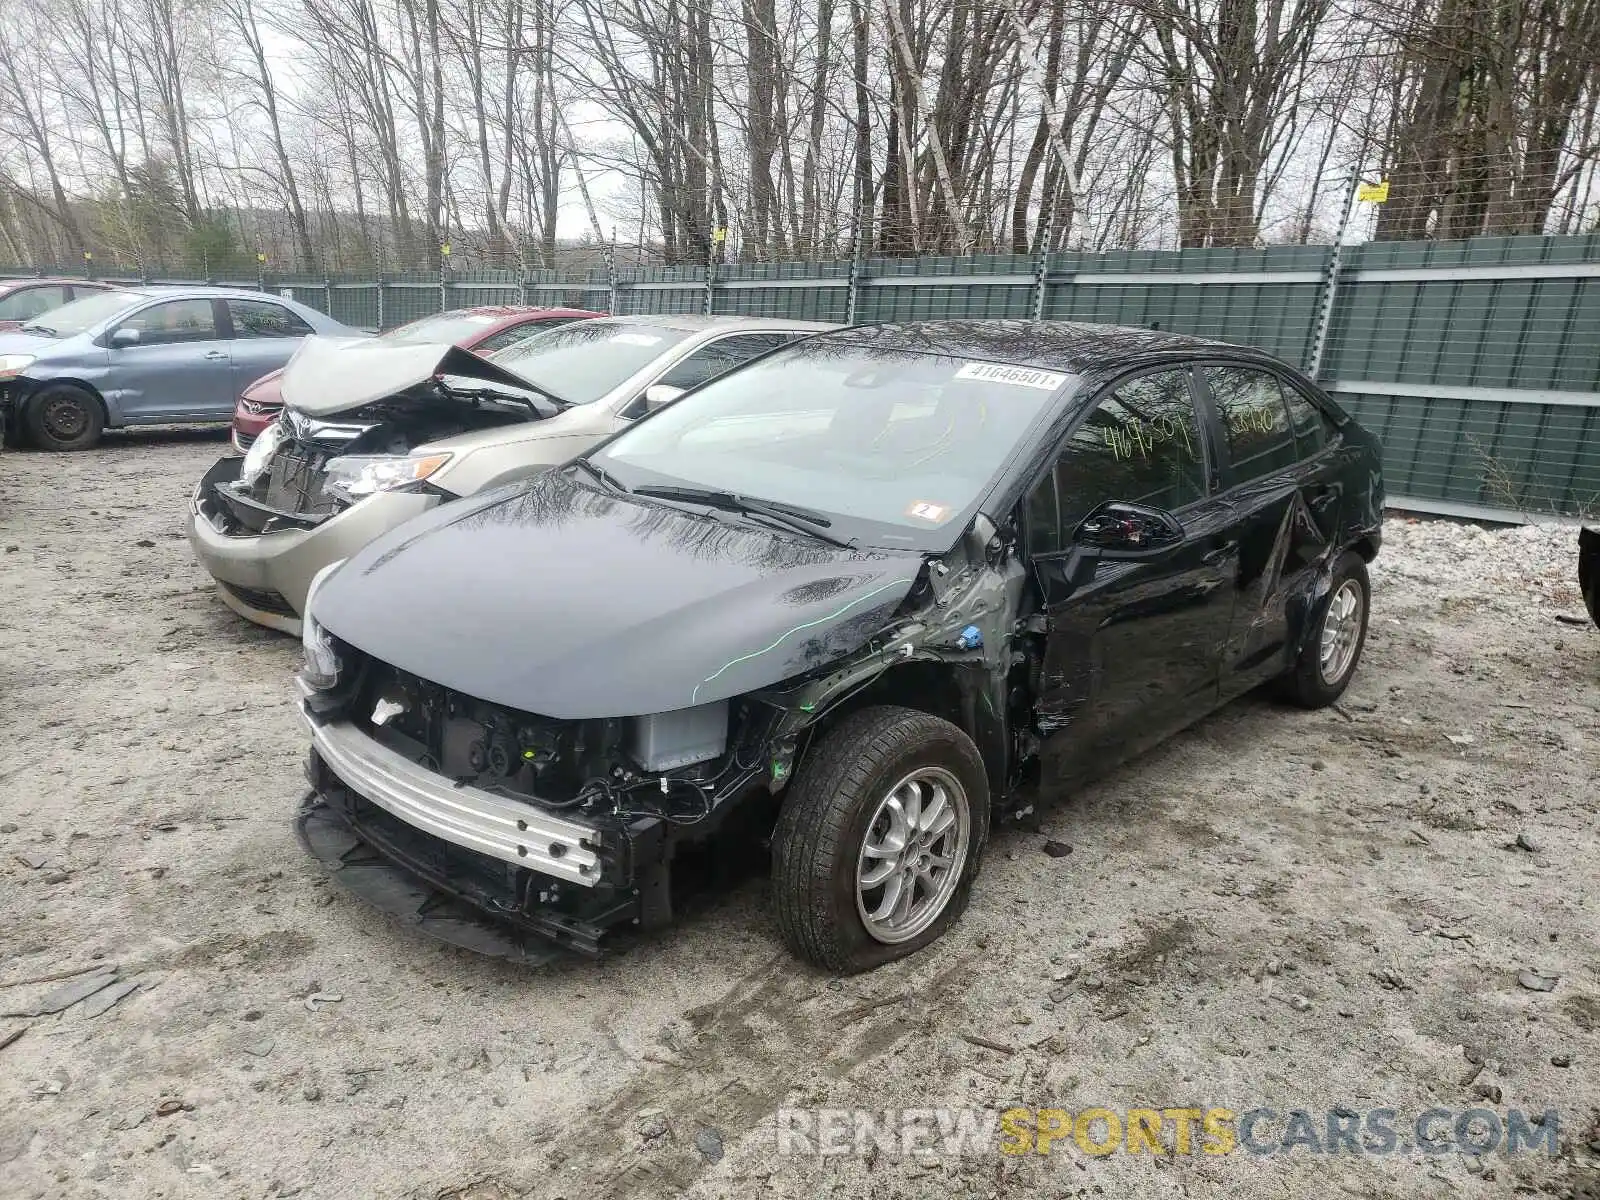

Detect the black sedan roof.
xmin=821 ymin=319 xmax=1247 ymax=376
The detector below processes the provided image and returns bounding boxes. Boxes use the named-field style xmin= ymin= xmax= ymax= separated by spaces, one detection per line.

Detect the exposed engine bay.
xmin=209 ymin=374 xmax=555 ymax=534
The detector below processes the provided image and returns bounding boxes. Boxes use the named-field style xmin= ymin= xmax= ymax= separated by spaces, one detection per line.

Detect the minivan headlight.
xmin=300 ymin=558 xmax=347 ymax=690
xmin=0 ymin=354 xmax=35 ymax=380
xmin=324 ymin=452 xmax=452 ymax=505
xmin=239 ymin=419 xmax=285 ymax=484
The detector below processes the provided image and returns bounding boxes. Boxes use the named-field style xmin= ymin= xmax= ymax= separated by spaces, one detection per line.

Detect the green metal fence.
xmin=5 ymin=233 xmax=1598 ymax=519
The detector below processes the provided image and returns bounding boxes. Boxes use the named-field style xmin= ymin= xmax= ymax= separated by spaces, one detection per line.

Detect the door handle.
xmin=203 ymin=350 xmax=228 ymax=361
xmin=1202 ymin=540 xmax=1238 ymax=566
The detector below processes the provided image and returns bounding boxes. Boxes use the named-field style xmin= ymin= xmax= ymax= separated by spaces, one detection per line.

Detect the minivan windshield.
xmin=592 ymin=338 xmax=1073 ymax=548
xmin=488 ymin=320 xmax=696 ymax=405
xmin=21 ymin=289 xmax=145 ymax=337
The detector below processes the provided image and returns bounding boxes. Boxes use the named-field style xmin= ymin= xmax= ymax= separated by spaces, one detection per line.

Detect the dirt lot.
xmin=1 ymin=431 xmax=1597 ymax=1200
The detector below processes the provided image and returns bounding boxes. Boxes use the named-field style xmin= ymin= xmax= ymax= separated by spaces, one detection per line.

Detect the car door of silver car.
xmin=225 ymin=298 xmax=318 ymax=399
xmin=104 ymin=297 xmax=234 ymax=422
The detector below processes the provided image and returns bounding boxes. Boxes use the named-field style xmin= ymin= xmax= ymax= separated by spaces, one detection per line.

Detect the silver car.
xmin=0 ymin=286 xmax=357 ymax=450
xmin=187 ymin=314 xmax=837 ymax=633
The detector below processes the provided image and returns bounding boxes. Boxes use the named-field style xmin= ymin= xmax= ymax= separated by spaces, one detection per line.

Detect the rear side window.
xmin=1026 ymin=368 xmax=1205 ymax=556
xmin=1279 ymin=378 xmax=1329 ymax=456
xmin=1203 ymin=366 xmax=1298 ymax=483
xmin=229 ymin=299 xmax=314 ymax=339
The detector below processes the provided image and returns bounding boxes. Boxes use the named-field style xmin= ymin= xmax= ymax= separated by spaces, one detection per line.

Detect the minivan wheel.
xmin=1279 ymin=550 xmax=1370 ymax=708
xmin=27 ymin=384 xmax=105 ymax=451
xmin=771 ymin=705 xmax=989 ymax=973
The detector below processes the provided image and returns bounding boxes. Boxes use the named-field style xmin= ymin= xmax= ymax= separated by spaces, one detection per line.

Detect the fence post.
xmin=375 ymin=274 xmax=385 ymax=331
xmin=1032 ymin=188 xmax=1058 ymax=322
xmin=846 ymin=202 xmax=866 ymax=324
xmin=324 ymin=276 xmax=333 ymax=316
xmin=607 ymin=243 xmax=620 ymax=316
xmin=439 ymin=253 xmax=448 ymax=314
xmin=703 ymin=237 xmax=716 ymax=317
xmin=1307 ymin=173 xmax=1361 ymax=380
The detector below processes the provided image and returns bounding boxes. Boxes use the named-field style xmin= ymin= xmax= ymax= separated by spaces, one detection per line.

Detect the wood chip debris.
xmin=958 ymin=1032 xmax=1015 ymax=1055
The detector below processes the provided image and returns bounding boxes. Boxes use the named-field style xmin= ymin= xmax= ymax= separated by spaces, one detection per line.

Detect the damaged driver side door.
xmin=1024 ymin=367 xmax=1240 ymax=785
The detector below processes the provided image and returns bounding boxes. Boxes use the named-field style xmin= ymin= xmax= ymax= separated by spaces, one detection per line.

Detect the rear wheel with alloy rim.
xmin=1279 ymin=550 xmax=1370 ymax=708
xmin=26 ymin=383 xmax=105 ymax=451
xmin=772 ymin=705 xmax=989 ymax=972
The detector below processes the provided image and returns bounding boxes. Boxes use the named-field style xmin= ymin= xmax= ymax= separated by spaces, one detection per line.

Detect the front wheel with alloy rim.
xmin=772 ymin=705 xmax=989 ymax=972
xmin=1278 ymin=550 xmax=1371 ymax=708
xmin=26 ymin=383 xmax=105 ymax=451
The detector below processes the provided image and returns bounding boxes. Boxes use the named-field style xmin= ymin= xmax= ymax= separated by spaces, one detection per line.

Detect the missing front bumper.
xmin=300 ymin=716 xmax=658 ymax=959
xmin=296 ymin=792 xmax=578 ymax=963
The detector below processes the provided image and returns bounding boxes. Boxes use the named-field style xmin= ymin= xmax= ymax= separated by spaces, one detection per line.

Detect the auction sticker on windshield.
xmin=954 ymin=362 xmax=1068 ymax=391
xmin=905 ymin=500 xmax=951 ymax=523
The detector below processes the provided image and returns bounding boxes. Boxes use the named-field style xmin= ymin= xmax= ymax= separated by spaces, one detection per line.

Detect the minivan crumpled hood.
xmin=313 ymin=471 xmax=923 ymax=718
xmin=280 ymin=338 xmax=539 ymax=415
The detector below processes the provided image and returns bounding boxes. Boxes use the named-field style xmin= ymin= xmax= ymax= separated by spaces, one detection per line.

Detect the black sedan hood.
xmin=314 ymin=472 xmax=924 ymax=718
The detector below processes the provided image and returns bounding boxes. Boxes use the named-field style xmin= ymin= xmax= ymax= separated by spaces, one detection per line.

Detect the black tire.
xmin=771 ymin=705 xmax=989 ymax=973
xmin=1279 ymin=550 xmax=1370 ymax=708
xmin=26 ymin=384 xmax=105 ymax=451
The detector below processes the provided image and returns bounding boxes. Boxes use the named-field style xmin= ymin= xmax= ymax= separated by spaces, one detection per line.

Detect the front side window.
xmin=1204 ymin=366 xmax=1298 ymax=483
xmin=118 ymin=298 xmax=218 ymax=345
xmin=1027 ymin=369 xmax=1205 ymax=556
xmin=0 ymin=285 xmax=68 ymax=321
xmin=228 ymin=299 xmax=313 ymax=339
xmin=593 ymin=341 xmax=1070 ymax=548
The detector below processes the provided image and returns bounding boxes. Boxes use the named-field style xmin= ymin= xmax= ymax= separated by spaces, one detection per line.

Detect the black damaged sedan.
xmin=295 ymin=320 xmax=1385 ymax=972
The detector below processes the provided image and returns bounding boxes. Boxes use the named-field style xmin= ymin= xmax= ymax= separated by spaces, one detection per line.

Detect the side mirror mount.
xmin=1072 ymin=501 xmax=1184 ymax=555
xmin=642 ymin=383 xmax=685 ymax=412
xmin=110 ymin=326 xmax=141 ymax=347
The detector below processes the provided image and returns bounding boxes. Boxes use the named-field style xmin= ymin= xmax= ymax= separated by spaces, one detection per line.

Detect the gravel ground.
xmin=1 ymin=432 xmax=1597 ymax=1200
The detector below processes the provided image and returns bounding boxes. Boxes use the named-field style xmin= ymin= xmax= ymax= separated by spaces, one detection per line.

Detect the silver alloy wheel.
xmin=1319 ymin=579 xmax=1364 ymax=684
xmin=855 ymin=765 xmax=971 ymax=945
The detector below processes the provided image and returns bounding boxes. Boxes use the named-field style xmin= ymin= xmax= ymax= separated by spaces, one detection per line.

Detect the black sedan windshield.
xmin=593 ymin=339 xmax=1073 ymax=547
xmin=487 ymin=320 xmax=696 ymax=405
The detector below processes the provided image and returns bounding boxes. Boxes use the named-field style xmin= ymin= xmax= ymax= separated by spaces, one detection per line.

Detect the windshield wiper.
xmin=567 ymin=457 xmax=630 ymax=493
xmin=631 ymin=485 xmax=852 ymax=548
xmin=20 ymin=323 xmax=56 ymax=336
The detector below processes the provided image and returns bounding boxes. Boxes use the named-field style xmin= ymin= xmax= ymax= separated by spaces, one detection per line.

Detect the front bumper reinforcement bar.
xmin=306 ymin=717 xmax=603 ymax=886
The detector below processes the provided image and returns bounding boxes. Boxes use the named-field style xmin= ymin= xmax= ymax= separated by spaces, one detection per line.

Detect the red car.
xmin=0 ymin=277 xmax=122 ymax=332
xmin=229 ymin=305 xmax=603 ymax=451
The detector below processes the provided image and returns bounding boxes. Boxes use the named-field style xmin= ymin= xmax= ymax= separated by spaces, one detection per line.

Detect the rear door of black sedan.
xmin=1194 ymin=360 xmax=1349 ymax=699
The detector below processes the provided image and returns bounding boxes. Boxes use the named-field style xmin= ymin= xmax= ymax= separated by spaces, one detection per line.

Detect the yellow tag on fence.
xmin=1357 ymin=180 xmax=1390 ymax=203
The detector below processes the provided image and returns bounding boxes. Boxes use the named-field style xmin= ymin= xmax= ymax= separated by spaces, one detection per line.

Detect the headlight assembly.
xmin=239 ymin=418 xmax=286 ymax=485
xmin=300 ymin=558 xmax=347 ymax=690
xmin=0 ymin=354 xmax=36 ymax=380
xmin=323 ymin=452 xmax=452 ymax=505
